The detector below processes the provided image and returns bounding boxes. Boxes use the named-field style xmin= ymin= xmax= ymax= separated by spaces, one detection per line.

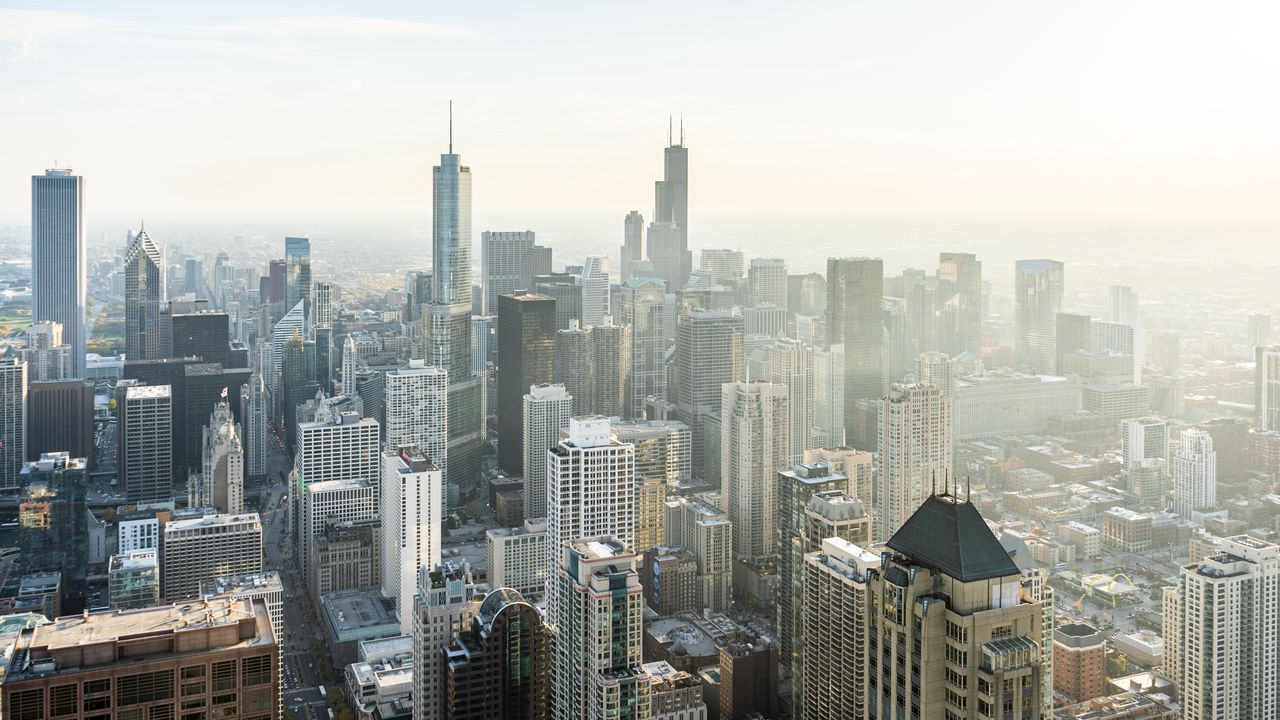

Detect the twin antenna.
xmin=667 ymin=114 xmax=685 ymax=146
xmin=932 ymin=470 xmax=972 ymax=502
xmin=448 ymin=100 xmax=453 ymax=154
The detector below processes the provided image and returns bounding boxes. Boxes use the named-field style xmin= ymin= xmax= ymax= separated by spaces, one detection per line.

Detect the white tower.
xmin=383 ymin=361 xmax=449 ymax=476
xmin=522 ymin=383 xmax=573 ymax=520
xmin=1172 ymin=428 xmax=1216 ymax=518
xmin=381 ymin=448 xmax=443 ymax=635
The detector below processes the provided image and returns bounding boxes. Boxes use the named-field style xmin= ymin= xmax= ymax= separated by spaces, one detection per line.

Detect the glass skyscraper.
xmin=32 ymin=168 xmax=86 ymax=378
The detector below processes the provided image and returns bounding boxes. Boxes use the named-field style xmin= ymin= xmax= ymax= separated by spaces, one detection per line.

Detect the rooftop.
xmin=886 ymin=494 xmax=1020 ymax=582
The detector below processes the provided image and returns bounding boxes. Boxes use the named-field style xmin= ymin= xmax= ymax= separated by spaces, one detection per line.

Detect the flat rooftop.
xmin=321 ymin=590 xmax=397 ymax=634
xmin=125 ymin=384 xmax=171 ymax=399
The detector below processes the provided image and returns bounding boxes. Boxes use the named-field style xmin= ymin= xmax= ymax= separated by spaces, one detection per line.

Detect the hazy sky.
xmin=2 ymin=1 xmax=1278 ymax=222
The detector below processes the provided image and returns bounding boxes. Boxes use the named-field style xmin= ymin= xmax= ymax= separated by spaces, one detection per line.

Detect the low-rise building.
xmin=1103 ymin=507 xmax=1154 ymax=552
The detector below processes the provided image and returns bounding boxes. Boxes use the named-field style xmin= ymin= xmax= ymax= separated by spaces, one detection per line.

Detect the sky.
xmin=2 ymin=1 xmax=1279 ymax=223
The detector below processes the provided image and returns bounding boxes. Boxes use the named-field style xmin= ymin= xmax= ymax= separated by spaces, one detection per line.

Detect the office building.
xmin=285 ymin=236 xmax=311 ymax=322
xmin=1164 ymin=535 xmax=1280 ymax=720
xmin=486 ymin=519 xmax=549 ymax=600
xmin=1015 ymin=259 xmax=1065 ymax=374
xmin=551 ymin=538 xmax=648 ymax=720
xmin=380 ymin=448 xmax=443 ymax=635
xmin=24 ymin=380 xmax=89 ymax=470
xmin=663 ymin=494 xmax=733 ymax=613
xmin=878 ymin=382 xmax=952 ymax=538
xmin=647 ymin=130 xmax=691 ymax=292
xmin=199 ymin=571 xmax=285 ymax=646
xmin=580 ymin=255 xmax=611 ymax=326
xmin=1053 ymin=623 xmax=1106 ymax=702
xmin=1172 ymin=428 xmax=1216 ymax=518
xmin=496 ymin=292 xmax=556 ymax=475
xmin=118 ymin=384 xmax=172 ymax=503
xmin=308 ymin=517 xmax=381 ymax=599
xmin=441 ymin=588 xmax=551 ymax=720
xmin=293 ymin=410 xmax=380 ymax=484
xmin=1121 ymin=418 xmax=1169 ymax=473
xmin=19 ymin=453 xmax=88 ymax=609
xmin=767 ymin=339 xmax=815 ymax=465
xmin=243 ymin=371 xmax=269 ymax=476
xmin=826 ymin=257 xmax=883 ymax=443
xmin=720 ymin=382 xmax=790 ymax=560
xmin=1055 ymin=312 xmax=1092 ymax=375
xmin=640 ymin=661 xmax=707 ymax=720
xmin=700 ymin=248 xmax=744 ymax=287
xmin=301 ymin=478 xmax=377 ymax=581
xmin=621 ymin=211 xmax=646 ymax=282
xmin=22 ymin=321 xmax=71 ymax=381
xmin=1110 ymin=285 xmax=1140 ymax=327
xmin=2 ymin=598 xmax=280 ymax=719
xmin=613 ymin=418 xmax=691 ymax=487
xmin=676 ymin=311 xmax=743 ymax=476
xmin=31 ymin=168 xmax=86 ymax=378
xmin=590 ymin=321 xmax=631 ymax=418
xmin=481 ymin=230 xmax=537 ymax=315
xmin=384 ymin=360 xmax=449 ymax=474
xmin=107 ymin=549 xmax=160 ymax=610
xmin=1256 ymin=345 xmax=1280 ymax=431
xmin=937 ymin=252 xmax=983 ymax=355
xmin=413 ymin=562 xmax=481 ymax=720
xmin=800 ymin=537 xmax=880 ymax=720
xmin=124 ymin=227 xmax=166 ymax=360
xmin=952 ymin=373 xmax=1081 ymax=440
xmin=311 ymin=279 xmax=333 ymax=328
xmin=748 ymin=258 xmax=787 ymax=308
xmin=161 ymin=512 xmax=263 ymax=601
xmin=555 ymin=323 xmax=593 ymax=415
xmin=522 ymin=383 xmax=573 ymax=519
xmin=188 ymin=401 xmax=245 ymax=514
xmin=621 ymin=277 xmax=677 ymax=419
xmin=534 ymin=272 xmax=583 ymax=331
xmin=0 ymin=358 xmax=26 ymax=490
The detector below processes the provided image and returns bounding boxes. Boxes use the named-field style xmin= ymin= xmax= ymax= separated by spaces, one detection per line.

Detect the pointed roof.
xmin=886 ymin=494 xmax=1019 ymax=582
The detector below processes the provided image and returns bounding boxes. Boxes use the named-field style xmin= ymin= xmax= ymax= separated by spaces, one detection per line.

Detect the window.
xmin=10 ymin=689 xmax=45 ymax=720
xmin=50 ymin=684 xmax=78 ymax=717
xmin=241 ymin=654 xmax=272 ymax=687
xmin=117 ymin=670 xmax=174 ymax=707
xmin=211 ymin=661 xmax=237 ymax=692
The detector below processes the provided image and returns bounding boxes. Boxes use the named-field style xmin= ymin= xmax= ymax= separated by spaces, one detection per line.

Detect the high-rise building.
xmin=118 ymin=384 xmax=172 ymax=503
xmin=381 ymin=448 xmax=443 ymax=635
xmin=878 ymin=382 xmax=952 ymax=539
xmin=1172 ymin=428 xmax=1216 ymax=518
xmin=26 ymin=379 xmax=93 ymax=467
xmin=308 ymin=517 xmax=381 ymax=599
xmin=521 ymin=383 xmax=573 ymax=520
xmin=550 ymin=538 xmax=648 ymax=720
xmin=804 ymin=446 xmax=874 ymax=507
xmin=19 ymin=453 xmax=88 ymax=609
xmin=621 ymin=211 xmax=645 ymax=282
xmin=486 ymin=519 xmax=549 ymax=601
xmin=767 ymin=339 xmax=815 ymax=465
xmin=481 ymin=230 xmax=537 ymax=315
xmin=311 ymin=279 xmax=333 ymax=328
xmin=32 ymin=168 xmax=86 ymax=378
xmin=0 ymin=357 xmax=27 ymax=490
xmin=748 ymin=258 xmax=788 ymax=308
xmin=613 ymin=418 xmax=691 ymax=487
xmin=811 ymin=343 xmax=846 ymax=448
xmin=280 ymin=330 xmax=311 ymax=451
xmin=291 ymin=410 xmax=380 ymax=563
xmin=1110 ymin=285 xmax=1140 ymax=326
xmin=384 ymin=361 xmax=449 ymax=475
xmin=413 ymin=562 xmax=481 ymax=720
xmin=720 ymin=382 xmax=790 ymax=560
xmin=1053 ymin=622 xmax=1106 ymax=702
xmin=663 ymin=494 xmax=733 ymax=613
xmin=1164 ymin=535 xmax=1280 ymax=720
xmin=1121 ymin=417 xmax=1169 ymax=473
xmin=441 ymin=588 xmax=551 ymax=719
xmin=555 ymin=322 xmax=593 ymax=415
xmin=124 ymin=226 xmax=166 ymax=360
xmin=1015 ymin=259 xmax=1065 ymax=374
xmin=270 ymin=300 xmax=306 ymax=391
xmin=193 ymin=400 xmax=245 ymax=514
xmin=108 ymin=548 xmax=161 ymax=610
xmin=700 ymin=248 xmax=744 ymax=287
xmin=589 ymin=321 xmax=631 ymax=418
xmin=1055 ymin=312 xmax=1092 ymax=374
xmin=788 ymin=273 xmax=827 ymax=319
xmin=621 ymin=277 xmax=677 ymax=419
xmin=544 ymin=417 xmax=636 ymax=616
xmin=534 ymin=273 xmax=583 ymax=331
xmin=675 ymin=311 xmax=743 ymax=477
xmin=301 ymin=478 xmax=377 ymax=581
xmin=2 ymin=598 xmax=280 ymax=719
xmin=648 ymin=130 xmax=691 ymax=292
xmin=937 ymin=252 xmax=983 ymax=355
xmin=826 ymin=257 xmax=883 ymax=445
xmin=867 ymin=493 xmax=1051 ymax=719
xmin=285 ymin=236 xmax=311 ymax=321
xmin=22 ymin=321 xmax=71 ymax=381
xmin=800 ymin=537 xmax=880 ymax=720
xmin=496 ymin=292 xmax=556 ymax=474
xmin=242 ymin=371 xmax=269 ymax=476
xmin=580 ymin=255 xmax=611 ymax=327
xmin=1256 ymin=345 xmax=1280 ymax=431
xmin=161 ymin=512 xmax=263 ymax=601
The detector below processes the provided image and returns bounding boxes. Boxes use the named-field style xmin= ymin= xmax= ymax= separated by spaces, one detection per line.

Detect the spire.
xmin=449 ymin=100 xmax=453 ymax=154
xmin=680 ymin=113 xmax=684 ymax=145
xmin=667 ymin=115 xmax=672 ymax=146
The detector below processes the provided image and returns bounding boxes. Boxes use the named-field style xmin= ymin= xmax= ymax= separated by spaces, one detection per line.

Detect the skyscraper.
xmin=522 ymin=383 xmax=573 ymax=520
xmin=242 ymin=371 xmax=269 ymax=477
xmin=21 ymin=321 xmax=71 ymax=381
xmin=748 ymin=258 xmax=788 ymax=308
xmin=878 ymin=382 xmax=952 ymax=539
xmin=1121 ymin=417 xmax=1169 ymax=473
xmin=800 ymin=537 xmax=880 ymax=720
xmin=646 ymin=222 xmax=688 ymax=293
xmin=550 ymin=538 xmax=648 ymax=720
xmin=19 ymin=453 xmax=88 ymax=609
xmin=1255 ymin=345 xmax=1280 ymax=431
xmin=621 ymin=211 xmax=645 ymax=282
xmin=648 ymin=126 xmax=691 ymax=292
xmin=195 ymin=400 xmax=245 ymax=514
xmin=441 ymin=588 xmax=551 ymax=719
xmin=700 ymin=248 xmax=745 ymax=287
xmin=124 ymin=226 xmax=166 ymax=360
xmin=284 ymin=236 xmax=311 ymax=320
xmin=0 ymin=357 xmax=26 ymax=490
xmin=937 ymin=252 xmax=983 ymax=355
xmin=675 ymin=310 xmax=743 ymax=476
xmin=381 ymin=448 xmax=443 ymax=635
xmin=621 ymin=277 xmax=676 ymax=419
xmin=663 ymin=494 xmax=733 ymax=613
xmin=496 ymin=292 xmax=556 ymax=475
xmin=580 ymin=255 xmax=611 ymax=327
xmin=481 ymin=230 xmax=537 ymax=315
xmin=589 ymin=321 xmax=631 ymax=419
xmin=384 ymin=360 xmax=449 ymax=475
xmin=767 ymin=338 xmax=815 ymax=465
xmin=32 ymin=168 xmax=86 ymax=378
xmin=414 ymin=562 xmax=481 ymax=720
xmin=1014 ymin=259 xmax=1065 ymax=375
xmin=1172 ymin=428 xmax=1216 ymax=518
xmin=118 ymin=384 xmax=172 ymax=503
xmin=162 ymin=512 xmax=263 ymax=601
xmin=720 ymin=381 xmax=790 ymax=560
xmin=826 ymin=257 xmax=883 ymax=445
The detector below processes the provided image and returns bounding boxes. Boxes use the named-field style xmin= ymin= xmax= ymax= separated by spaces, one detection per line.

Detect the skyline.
xmin=3 ymin=1 xmax=1280 ymax=223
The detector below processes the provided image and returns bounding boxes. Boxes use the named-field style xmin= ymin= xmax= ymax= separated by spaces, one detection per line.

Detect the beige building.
xmin=878 ymin=382 xmax=952 ymax=538
xmin=801 ymin=537 xmax=880 ymax=720
xmin=721 ymin=381 xmax=790 ymax=560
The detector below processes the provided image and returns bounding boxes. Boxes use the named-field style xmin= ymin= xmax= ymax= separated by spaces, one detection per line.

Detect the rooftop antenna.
xmin=966 ymin=475 xmax=972 ymax=503
xmin=680 ymin=113 xmax=684 ymax=145
xmin=448 ymin=100 xmax=453 ymax=154
xmin=668 ymin=115 xmax=672 ymax=146
xmin=931 ymin=469 xmax=937 ymax=496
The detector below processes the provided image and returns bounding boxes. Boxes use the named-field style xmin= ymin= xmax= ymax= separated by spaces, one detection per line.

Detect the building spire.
xmin=449 ymin=99 xmax=453 ymax=154
xmin=680 ymin=113 xmax=684 ymax=145
xmin=667 ymin=115 xmax=672 ymax=146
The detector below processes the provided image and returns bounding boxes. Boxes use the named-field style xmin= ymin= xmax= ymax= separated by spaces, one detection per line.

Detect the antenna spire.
xmin=680 ymin=113 xmax=684 ymax=145
xmin=449 ymin=100 xmax=453 ymax=154
xmin=668 ymin=115 xmax=672 ymax=146
xmin=931 ymin=470 xmax=936 ymax=496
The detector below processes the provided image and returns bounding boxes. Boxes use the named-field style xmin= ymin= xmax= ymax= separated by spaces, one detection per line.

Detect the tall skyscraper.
xmin=19 ymin=453 xmax=88 ymax=608
xmin=1255 ymin=345 xmax=1280 ymax=431
xmin=124 ymin=226 xmax=166 ymax=360
xmin=414 ymin=562 xmax=481 ymax=720
xmin=0 ymin=358 xmax=26 ymax=490
xmin=284 ymin=236 xmax=311 ymax=320
xmin=748 ymin=258 xmax=788 ymax=308
xmin=1110 ymin=285 xmax=1140 ymax=326
xmin=675 ymin=310 xmax=743 ymax=477
xmin=1172 ymin=428 xmax=1216 ymax=518
xmin=589 ymin=321 xmax=631 ymax=419
xmin=312 ymin=280 xmax=333 ymax=327
xmin=32 ymin=168 xmax=86 ymax=378
xmin=242 ymin=371 xmax=269 ymax=477
xmin=441 ymin=588 xmax=551 ymax=719
xmin=580 ymin=255 xmax=611 ymax=327
xmin=300 ymin=478 xmax=377 ymax=581
xmin=550 ymin=538 xmax=648 ymax=720
xmin=646 ymin=222 xmax=688 ymax=293
xmin=937 ymin=252 xmax=983 ymax=355
xmin=118 ymin=383 xmax=172 ymax=503
xmin=700 ymin=248 xmax=745 ymax=287
xmin=384 ymin=361 xmax=449 ymax=475
xmin=767 ymin=339 xmax=815 ymax=465
xmin=522 ymin=383 xmax=573 ymax=520
xmin=621 ymin=210 xmax=645 ymax=282
xmin=381 ymin=448 xmax=443 ymax=635
xmin=663 ymin=494 xmax=733 ymax=613
xmin=877 ymin=382 xmax=952 ymax=539
xmin=721 ymin=381 xmax=790 ymax=560
xmin=291 ymin=410 xmax=381 ymax=561
xmin=800 ymin=537 xmax=880 ymax=720
xmin=194 ymin=400 xmax=245 ymax=514
xmin=496 ymin=292 xmax=556 ymax=474
xmin=481 ymin=230 xmax=537 ymax=315
xmin=647 ymin=127 xmax=691 ymax=292
xmin=621 ymin=277 xmax=676 ymax=419
xmin=1165 ymin=535 xmax=1280 ymax=720
xmin=1015 ymin=259 xmax=1065 ymax=375
xmin=826 ymin=257 xmax=883 ymax=444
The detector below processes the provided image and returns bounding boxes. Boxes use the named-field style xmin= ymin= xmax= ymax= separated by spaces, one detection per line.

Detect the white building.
xmin=1014 ymin=259 xmax=1064 ymax=375
xmin=1256 ymin=345 xmax=1280 ymax=431
xmin=292 ymin=410 xmax=380 ymax=560
xmin=1121 ymin=417 xmax=1169 ymax=473
xmin=580 ymin=255 xmax=611 ymax=327
xmin=748 ymin=257 xmax=787 ymax=308
xmin=720 ymin=381 xmax=790 ymax=560
xmin=189 ymin=401 xmax=244 ymax=514
xmin=812 ymin=343 xmax=846 ymax=448
xmin=242 ymin=372 xmax=269 ymax=477
xmin=31 ymin=168 xmax=86 ymax=378
xmin=803 ymin=446 xmax=874 ymax=509
xmin=380 ymin=448 xmax=443 ymax=635
xmin=663 ymin=494 xmax=733 ymax=613
xmin=161 ymin=512 xmax=263 ymax=602
xmin=767 ymin=339 xmax=815 ymax=465
xmin=522 ymin=383 xmax=573 ymax=520
xmin=302 ymin=477 xmax=377 ymax=580
xmin=383 ymin=360 xmax=449 ymax=476
xmin=0 ymin=358 xmax=26 ymax=491
xmin=1164 ymin=535 xmax=1280 ymax=720
xmin=413 ymin=562 xmax=480 ymax=720
xmin=878 ymin=382 xmax=952 ymax=539
xmin=199 ymin=571 xmax=285 ymax=643
xmin=22 ymin=321 xmax=71 ymax=381
xmin=119 ymin=383 xmax=171 ymax=503
xmin=800 ymin=537 xmax=880 ymax=720
xmin=485 ymin=518 xmax=548 ymax=600
xmin=1172 ymin=428 xmax=1216 ymax=518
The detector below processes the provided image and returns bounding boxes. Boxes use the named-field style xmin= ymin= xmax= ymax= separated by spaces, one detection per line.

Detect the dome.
xmin=476 ymin=587 xmax=527 ymax=628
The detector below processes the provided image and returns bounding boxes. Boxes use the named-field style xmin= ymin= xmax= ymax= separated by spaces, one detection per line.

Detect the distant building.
xmin=107 ymin=549 xmax=160 ymax=610
xmin=161 ymin=512 xmax=263 ymax=602
xmin=1054 ymin=622 xmax=1106 ymax=702
xmin=486 ymin=519 xmax=548 ymax=601
xmin=1015 ymin=259 xmax=1065 ymax=374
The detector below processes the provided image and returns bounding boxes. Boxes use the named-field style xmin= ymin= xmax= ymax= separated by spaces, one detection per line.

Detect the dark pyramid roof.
xmin=886 ymin=494 xmax=1020 ymax=582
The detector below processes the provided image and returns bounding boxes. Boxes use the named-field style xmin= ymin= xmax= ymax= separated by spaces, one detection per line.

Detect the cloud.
xmin=7 ymin=34 xmax=47 ymax=64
